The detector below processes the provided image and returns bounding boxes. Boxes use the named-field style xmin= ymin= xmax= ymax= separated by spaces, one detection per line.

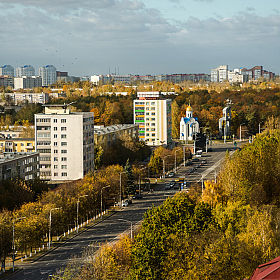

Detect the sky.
xmin=0 ymin=0 xmax=279 ymax=77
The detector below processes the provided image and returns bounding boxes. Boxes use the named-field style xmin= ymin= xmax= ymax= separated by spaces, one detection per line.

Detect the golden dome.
xmin=186 ymin=105 xmax=193 ymax=111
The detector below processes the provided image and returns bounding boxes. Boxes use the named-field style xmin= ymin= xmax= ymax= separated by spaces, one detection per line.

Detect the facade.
xmin=180 ymin=105 xmax=199 ymax=142
xmin=0 ymin=152 xmax=39 ymax=181
xmin=35 ymin=104 xmax=94 ymax=181
xmin=14 ymin=76 xmax=42 ymax=90
xmin=133 ymin=92 xmax=172 ymax=147
xmin=0 ymin=65 xmax=14 ymax=77
xmin=211 ymin=65 xmax=228 ymax=83
xmin=16 ymin=65 xmax=35 ymax=77
xmin=155 ymin=73 xmax=210 ymax=83
xmin=94 ymin=124 xmax=139 ymax=146
xmin=0 ymin=138 xmax=35 ymax=153
xmin=240 ymin=66 xmax=275 ymax=80
xmin=6 ymin=92 xmax=49 ymax=105
xmin=39 ymin=65 xmax=57 ymax=86
xmin=0 ymin=76 xmax=14 ymax=87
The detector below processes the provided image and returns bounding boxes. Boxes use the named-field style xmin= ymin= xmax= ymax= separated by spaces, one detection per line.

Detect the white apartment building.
xmin=35 ymin=104 xmax=94 ymax=181
xmin=14 ymin=76 xmax=42 ymax=90
xmin=5 ymin=92 xmax=49 ymax=105
xmin=0 ymin=152 xmax=39 ymax=181
xmin=39 ymin=65 xmax=57 ymax=86
xmin=133 ymin=92 xmax=172 ymax=147
xmin=0 ymin=65 xmax=14 ymax=77
xmin=16 ymin=65 xmax=35 ymax=77
xmin=211 ymin=65 xmax=228 ymax=83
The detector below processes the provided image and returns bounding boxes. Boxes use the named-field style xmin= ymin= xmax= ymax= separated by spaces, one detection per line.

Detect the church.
xmin=180 ymin=105 xmax=200 ymax=141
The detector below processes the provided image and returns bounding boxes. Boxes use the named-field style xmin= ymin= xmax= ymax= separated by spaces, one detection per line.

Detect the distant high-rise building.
xmin=133 ymin=92 xmax=172 ymax=147
xmin=16 ymin=65 xmax=35 ymax=77
xmin=0 ymin=65 xmax=14 ymax=77
xmin=39 ymin=65 xmax=57 ymax=86
xmin=211 ymin=65 xmax=228 ymax=83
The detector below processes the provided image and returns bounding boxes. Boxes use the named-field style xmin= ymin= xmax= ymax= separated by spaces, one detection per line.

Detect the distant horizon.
xmin=1 ymin=64 xmax=278 ymax=78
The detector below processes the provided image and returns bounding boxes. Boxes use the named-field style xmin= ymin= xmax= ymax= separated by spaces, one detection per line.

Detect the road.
xmin=9 ymin=142 xmax=237 ymax=280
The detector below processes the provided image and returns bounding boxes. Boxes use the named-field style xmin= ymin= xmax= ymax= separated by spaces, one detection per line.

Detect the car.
xmin=207 ymin=147 xmax=213 ymax=152
xmin=122 ymin=200 xmax=129 ymax=207
xmin=201 ymin=160 xmax=207 ymax=164
xmin=165 ymin=184 xmax=171 ymax=190
xmin=133 ymin=193 xmax=143 ymax=199
xmin=186 ymin=161 xmax=193 ymax=166
xmin=168 ymin=172 xmax=175 ymax=177
xmin=192 ymin=158 xmax=199 ymax=162
xmin=169 ymin=181 xmax=175 ymax=188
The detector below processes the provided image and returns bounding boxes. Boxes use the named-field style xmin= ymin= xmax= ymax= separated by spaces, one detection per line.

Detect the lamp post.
xmin=13 ymin=217 xmax=26 ymax=271
xmin=119 ymin=172 xmax=126 ymax=207
xmin=138 ymin=166 xmax=146 ymax=194
xmin=77 ymin=195 xmax=88 ymax=233
xmin=240 ymin=123 xmax=245 ymax=142
xmin=49 ymin=207 xmax=61 ymax=249
xmin=118 ymin=219 xmax=133 ymax=239
xmin=174 ymin=149 xmax=181 ymax=174
xmin=101 ymin=185 xmax=110 ymax=219
xmin=163 ymin=155 xmax=171 ymax=179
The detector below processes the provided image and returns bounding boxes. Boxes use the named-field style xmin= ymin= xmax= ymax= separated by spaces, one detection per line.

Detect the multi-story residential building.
xmin=14 ymin=76 xmax=42 ymax=90
xmin=16 ymin=65 xmax=35 ymax=77
xmin=5 ymin=92 xmax=49 ymax=104
xmin=0 ymin=65 xmax=14 ymax=77
xmin=211 ymin=65 xmax=228 ymax=83
xmin=0 ymin=138 xmax=35 ymax=153
xmin=35 ymin=103 xmax=94 ymax=181
xmin=0 ymin=152 xmax=39 ymax=181
xmin=133 ymin=92 xmax=172 ymax=147
xmin=155 ymin=74 xmax=210 ymax=83
xmin=94 ymin=124 xmax=139 ymax=146
xmin=240 ymin=66 xmax=275 ymax=80
xmin=39 ymin=65 xmax=57 ymax=86
xmin=0 ymin=76 xmax=14 ymax=87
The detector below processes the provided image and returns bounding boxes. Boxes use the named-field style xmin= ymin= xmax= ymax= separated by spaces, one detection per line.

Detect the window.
xmin=54 ymin=150 xmax=58 ymax=153
xmin=54 ymin=142 xmax=58 ymax=146
xmin=151 ymin=118 xmax=155 ymax=121
xmin=61 ymin=119 xmax=66 ymax=123
xmin=61 ymin=134 xmax=67 ymax=139
xmin=61 ymin=165 xmax=67 ymax=169
xmin=61 ymin=127 xmax=67 ymax=131
xmin=62 ymin=172 xmax=67 ymax=176
xmin=146 ymin=112 xmax=149 ymax=116
xmin=54 ymin=157 xmax=58 ymax=161
xmin=54 ymin=119 xmax=57 ymax=123
xmin=151 ymin=107 xmax=155 ymax=110
xmin=151 ymin=123 xmax=155 ymax=126
xmin=151 ymin=102 xmax=155 ymax=105
xmin=152 ymin=133 xmax=155 ymax=137
xmin=146 ymin=133 xmax=150 ymax=136
xmin=151 ymin=112 xmax=155 ymax=116
xmin=54 ymin=127 xmax=57 ymax=131
xmin=54 ymin=165 xmax=58 ymax=169
xmin=54 ymin=172 xmax=58 ymax=176
xmin=61 ymin=157 xmax=67 ymax=161
xmin=146 ymin=102 xmax=150 ymax=105
xmin=37 ymin=133 xmax=51 ymax=138
xmin=61 ymin=150 xmax=67 ymax=154
xmin=54 ymin=134 xmax=57 ymax=138
xmin=38 ymin=149 xmax=51 ymax=153
xmin=61 ymin=142 xmax=67 ymax=146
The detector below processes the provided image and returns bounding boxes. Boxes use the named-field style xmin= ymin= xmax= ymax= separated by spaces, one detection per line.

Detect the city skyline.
xmin=0 ymin=0 xmax=279 ymax=76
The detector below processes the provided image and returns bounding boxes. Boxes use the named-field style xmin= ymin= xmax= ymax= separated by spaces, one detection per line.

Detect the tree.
xmin=124 ymin=159 xmax=135 ymax=195
xmin=172 ymin=100 xmax=180 ymax=139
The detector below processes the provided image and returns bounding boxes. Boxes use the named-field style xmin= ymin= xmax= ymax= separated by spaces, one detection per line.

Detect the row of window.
xmin=54 ymin=165 xmax=67 ymax=169
xmin=146 ymin=133 xmax=156 ymax=137
xmin=54 ymin=150 xmax=67 ymax=154
xmin=53 ymin=119 xmax=66 ymax=123
xmin=53 ymin=142 xmax=67 ymax=146
xmin=54 ymin=172 xmax=67 ymax=176
xmin=54 ymin=157 xmax=67 ymax=161
xmin=54 ymin=127 xmax=67 ymax=131
xmin=146 ymin=112 xmax=155 ymax=116
xmin=37 ymin=118 xmax=51 ymax=123
xmin=54 ymin=134 xmax=67 ymax=139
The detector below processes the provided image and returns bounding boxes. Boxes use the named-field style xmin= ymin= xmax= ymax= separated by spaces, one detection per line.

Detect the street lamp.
xmin=101 ymin=185 xmax=110 ymax=219
xmin=240 ymin=123 xmax=245 ymax=142
xmin=163 ymin=155 xmax=171 ymax=179
xmin=119 ymin=171 xmax=126 ymax=207
xmin=12 ymin=217 xmax=26 ymax=271
xmin=174 ymin=148 xmax=181 ymax=174
xmin=118 ymin=219 xmax=133 ymax=239
xmin=49 ymin=207 xmax=62 ymax=249
xmin=77 ymin=195 xmax=88 ymax=233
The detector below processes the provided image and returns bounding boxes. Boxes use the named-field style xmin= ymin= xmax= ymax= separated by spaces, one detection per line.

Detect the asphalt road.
xmin=9 ymin=142 xmax=238 ymax=280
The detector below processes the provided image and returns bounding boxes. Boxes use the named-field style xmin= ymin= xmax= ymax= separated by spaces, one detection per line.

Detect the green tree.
xmin=124 ymin=159 xmax=135 ymax=195
xmin=172 ymin=100 xmax=180 ymax=139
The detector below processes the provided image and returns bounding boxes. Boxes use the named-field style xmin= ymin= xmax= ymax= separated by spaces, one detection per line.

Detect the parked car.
xmin=133 ymin=193 xmax=143 ymax=199
xmin=186 ymin=161 xmax=193 ymax=166
xmin=192 ymin=158 xmax=199 ymax=162
xmin=169 ymin=181 xmax=175 ymax=188
xmin=122 ymin=200 xmax=129 ymax=207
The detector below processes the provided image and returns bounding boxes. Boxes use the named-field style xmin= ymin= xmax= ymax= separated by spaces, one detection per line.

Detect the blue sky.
xmin=0 ymin=0 xmax=279 ymax=77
